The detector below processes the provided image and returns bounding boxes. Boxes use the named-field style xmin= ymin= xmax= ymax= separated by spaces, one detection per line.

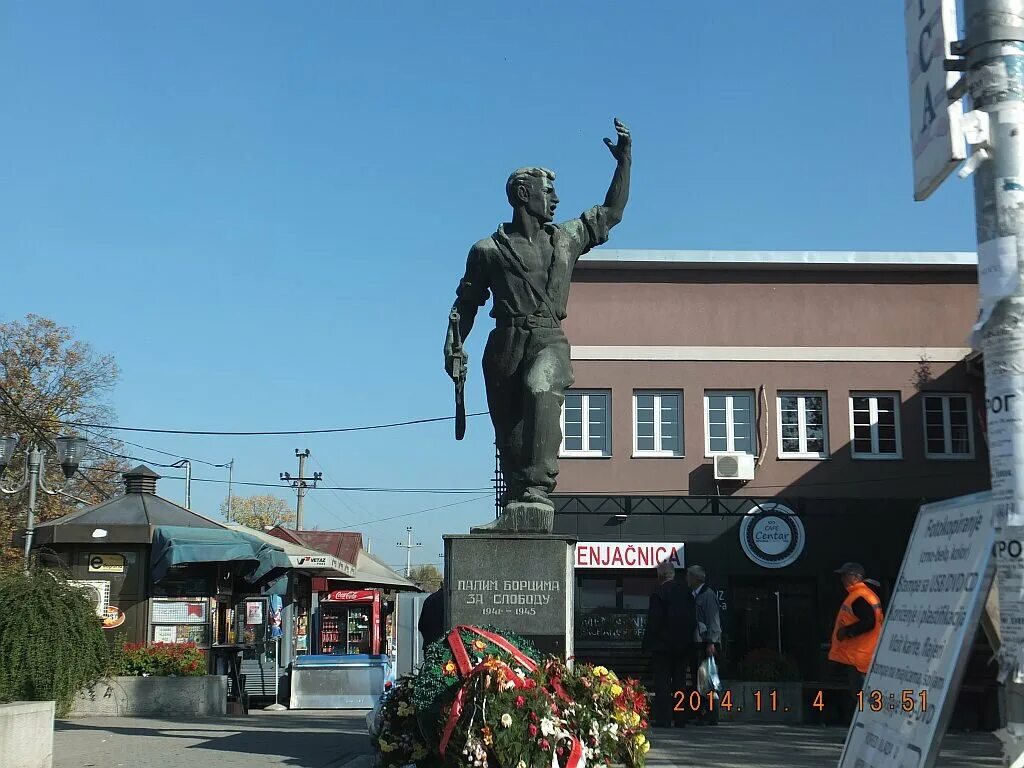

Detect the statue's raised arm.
xmin=600 ymin=118 xmax=632 ymax=228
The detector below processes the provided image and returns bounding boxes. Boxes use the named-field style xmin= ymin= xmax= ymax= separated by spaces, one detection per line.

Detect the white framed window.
xmin=923 ymin=394 xmax=974 ymax=459
xmin=849 ymin=393 xmax=902 ymax=460
xmin=778 ymin=391 xmax=829 ymax=459
xmin=633 ymin=391 xmax=683 ymax=457
xmin=561 ymin=391 xmax=611 ymax=457
xmin=704 ymin=390 xmax=756 ymax=456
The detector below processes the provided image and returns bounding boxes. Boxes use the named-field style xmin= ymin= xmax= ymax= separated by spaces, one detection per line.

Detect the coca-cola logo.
xmin=325 ymin=589 xmax=373 ymax=601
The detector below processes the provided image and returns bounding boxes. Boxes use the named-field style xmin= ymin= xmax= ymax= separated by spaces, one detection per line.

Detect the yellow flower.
xmin=634 ymin=734 xmax=647 ymax=747
xmin=473 ymin=639 xmax=487 ymax=651
xmin=378 ymin=739 xmax=393 ymax=753
xmin=629 ymin=712 xmax=641 ymax=727
xmin=443 ymin=661 xmax=458 ymax=677
xmin=593 ymin=666 xmax=609 ymax=677
xmin=610 ymin=684 xmax=623 ymax=697
xmin=412 ymin=746 xmax=428 ymax=760
xmin=642 ymin=741 xmax=651 ymax=754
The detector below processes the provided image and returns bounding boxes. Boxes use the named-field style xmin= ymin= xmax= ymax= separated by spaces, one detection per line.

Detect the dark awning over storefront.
xmin=150 ymin=525 xmax=291 ymax=585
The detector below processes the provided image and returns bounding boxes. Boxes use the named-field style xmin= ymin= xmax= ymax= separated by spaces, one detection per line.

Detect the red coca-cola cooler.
xmin=317 ymin=588 xmax=382 ymax=655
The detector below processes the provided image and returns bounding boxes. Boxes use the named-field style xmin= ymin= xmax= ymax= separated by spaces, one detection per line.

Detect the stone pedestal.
xmin=443 ymin=534 xmax=575 ymax=659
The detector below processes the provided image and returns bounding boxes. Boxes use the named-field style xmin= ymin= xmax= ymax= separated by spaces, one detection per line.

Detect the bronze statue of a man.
xmin=444 ymin=118 xmax=631 ymax=533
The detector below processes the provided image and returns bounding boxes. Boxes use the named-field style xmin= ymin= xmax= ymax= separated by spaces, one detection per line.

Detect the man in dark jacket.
xmin=687 ymin=565 xmax=723 ymax=725
xmin=643 ymin=559 xmax=696 ymax=728
xmin=418 ymin=588 xmax=445 ymax=654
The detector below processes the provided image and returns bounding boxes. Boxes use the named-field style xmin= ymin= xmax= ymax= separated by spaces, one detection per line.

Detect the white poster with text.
xmin=838 ymin=493 xmax=995 ymax=768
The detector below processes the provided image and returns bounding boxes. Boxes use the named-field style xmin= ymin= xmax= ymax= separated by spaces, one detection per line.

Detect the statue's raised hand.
xmin=603 ymin=118 xmax=631 ymax=163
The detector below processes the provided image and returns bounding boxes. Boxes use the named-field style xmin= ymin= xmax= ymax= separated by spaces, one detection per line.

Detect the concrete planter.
xmin=70 ymin=676 xmax=227 ymax=718
xmin=1 ymin=701 xmax=54 ymax=768
xmin=718 ymin=681 xmax=803 ymax=723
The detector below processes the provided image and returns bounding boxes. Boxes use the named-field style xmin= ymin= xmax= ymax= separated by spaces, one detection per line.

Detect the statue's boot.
xmin=470 ymin=487 xmax=554 ymax=534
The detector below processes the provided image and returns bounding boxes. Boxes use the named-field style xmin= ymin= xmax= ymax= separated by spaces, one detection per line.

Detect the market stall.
xmin=264 ymin=527 xmax=421 ymax=709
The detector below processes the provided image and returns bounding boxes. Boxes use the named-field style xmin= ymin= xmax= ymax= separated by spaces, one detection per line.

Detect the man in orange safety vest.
xmin=828 ymin=562 xmax=883 ymax=719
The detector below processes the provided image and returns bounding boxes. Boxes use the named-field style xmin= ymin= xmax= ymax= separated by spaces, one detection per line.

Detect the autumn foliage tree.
xmin=0 ymin=315 xmax=129 ymax=570
xmin=408 ymin=564 xmax=442 ymax=592
xmin=221 ymin=493 xmax=295 ymax=530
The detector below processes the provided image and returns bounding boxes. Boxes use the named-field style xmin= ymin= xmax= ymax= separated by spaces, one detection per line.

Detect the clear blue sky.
xmin=1 ymin=2 xmax=977 ymax=572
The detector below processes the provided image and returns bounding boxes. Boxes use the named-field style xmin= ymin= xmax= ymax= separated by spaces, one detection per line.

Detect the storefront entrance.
xmin=728 ymin=576 xmax=819 ymax=679
xmin=574 ymin=571 xmax=658 ymax=683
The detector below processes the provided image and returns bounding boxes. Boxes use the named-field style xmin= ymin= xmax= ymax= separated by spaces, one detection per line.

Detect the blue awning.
xmin=151 ymin=525 xmax=292 ymax=585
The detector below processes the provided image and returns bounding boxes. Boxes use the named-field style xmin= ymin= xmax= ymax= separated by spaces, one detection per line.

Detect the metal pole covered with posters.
xmin=962 ymin=0 xmax=1024 ymax=759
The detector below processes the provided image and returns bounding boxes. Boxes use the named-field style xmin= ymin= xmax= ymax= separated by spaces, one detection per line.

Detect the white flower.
xmin=540 ymin=717 xmax=557 ymax=737
xmin=501 ymin=713 xmax=513 ymax=728
xmin=590 ymin=721 xmax=600 ymax=737
xmin=605 ymin=722 xmax=619 ymax=739
xmin=516 ymin=762 xmax=527 ymax=768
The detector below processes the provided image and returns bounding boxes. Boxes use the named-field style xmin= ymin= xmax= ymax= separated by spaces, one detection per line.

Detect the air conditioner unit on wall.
xmin=714 ymin=453 xmax=755 ymax=481
xmin=69 ymin=580 xmax=110 ymax=618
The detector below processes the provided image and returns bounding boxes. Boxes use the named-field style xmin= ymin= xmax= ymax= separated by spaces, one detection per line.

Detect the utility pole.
xmin=396 ymin=526 xmax=421 ymax=577
xmin=493 ymin=441 xmax=504 ymax=520
xmin=172 ymin=459 xmax=192 ymax=509
xmin=280 ymin=449 xmax=321 ymax=530
xmin=226 ymin=459 xmax=234 ymax=522
xmin=958 ymin=0 xmax=1024 ymax=760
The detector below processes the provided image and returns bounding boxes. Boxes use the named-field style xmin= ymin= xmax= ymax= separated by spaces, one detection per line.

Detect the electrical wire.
xmin=0 ymin=383 xmax=56 ymax=448
xmin=0 ymin=384 xmax=112 ymax=500
xmin=310 ymin=454 xmax=369 ymax=523
xmin=328 ymin=494 xmax=493 ymax=528
xmin=89 ymin=444 xmax=183 ymax=470
xmin=78 ymin=464 xmax=489 ymax=493
xmin=52 ymin=411 xmax=491 ymax=437
xmin=75 ymin=468 xmax=114 ymax=501
xmin=305 ymin=491 xmax=355 ymax=529
xmin=76 ymin=425 xmax=228 ymax=469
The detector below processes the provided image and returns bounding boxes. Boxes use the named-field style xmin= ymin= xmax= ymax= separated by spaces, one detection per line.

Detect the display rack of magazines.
xmin=150 ymin=598 xmax=211 ymax=646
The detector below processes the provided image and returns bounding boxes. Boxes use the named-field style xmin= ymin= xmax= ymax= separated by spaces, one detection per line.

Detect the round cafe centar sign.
xmin=739 ymin=502 xmax=805 ymax=569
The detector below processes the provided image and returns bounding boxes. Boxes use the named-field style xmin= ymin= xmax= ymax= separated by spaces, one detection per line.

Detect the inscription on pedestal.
xmin=444 ymin=535 xmax=574 ymax=658
xmin=456 ymin=578 xmax=561 ymax=622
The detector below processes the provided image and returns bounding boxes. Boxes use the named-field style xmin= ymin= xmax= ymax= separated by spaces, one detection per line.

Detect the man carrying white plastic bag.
xmin=687 ymin=565 xmax=722 ymax=725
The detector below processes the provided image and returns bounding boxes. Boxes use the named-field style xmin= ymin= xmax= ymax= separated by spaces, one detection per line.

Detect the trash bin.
xmin=289 ymin=654 xmax=391 ymax=709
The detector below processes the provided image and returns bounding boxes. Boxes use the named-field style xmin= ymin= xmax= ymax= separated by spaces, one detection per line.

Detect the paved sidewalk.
xmin=645 ymin=724 xmax=1002 ymax=768
xmin=55 ymin=711 xmax=1004 ymax=768
xmin=54 ymin=710 xmax=372 ymax=768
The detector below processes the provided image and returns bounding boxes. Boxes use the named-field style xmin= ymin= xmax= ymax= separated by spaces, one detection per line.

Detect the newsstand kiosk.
xmin=289 ymin=588 xmax=389 ymax=708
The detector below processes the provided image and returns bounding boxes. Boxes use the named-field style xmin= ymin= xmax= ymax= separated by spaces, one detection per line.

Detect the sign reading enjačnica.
xmin=574 ymin=542 xmax=684 ymax=569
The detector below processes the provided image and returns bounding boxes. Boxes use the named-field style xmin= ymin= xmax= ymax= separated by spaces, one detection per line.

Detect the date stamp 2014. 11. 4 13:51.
xmin=672 ymin=689 xmax=932 ymax=717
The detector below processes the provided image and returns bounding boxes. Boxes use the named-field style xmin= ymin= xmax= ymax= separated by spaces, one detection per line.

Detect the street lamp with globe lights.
xmin=0 ymin=434 xmax=89 ymax=572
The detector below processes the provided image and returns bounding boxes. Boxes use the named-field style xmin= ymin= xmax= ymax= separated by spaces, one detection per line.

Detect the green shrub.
xmin=734 ymin=648 xmax=802 ymax=682
xmin=0 ymin=568 xmax=109 ymax=714
xmin=111 ymin=642 xmax=206 ymax=677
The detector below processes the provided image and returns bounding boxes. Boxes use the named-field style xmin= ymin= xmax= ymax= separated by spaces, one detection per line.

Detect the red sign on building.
xmin=574 ymin=542 xmax=684 ymax=569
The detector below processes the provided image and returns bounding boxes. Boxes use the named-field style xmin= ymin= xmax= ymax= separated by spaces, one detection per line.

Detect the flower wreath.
xmin=371 ymin=625 xmax=650 ymax=768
